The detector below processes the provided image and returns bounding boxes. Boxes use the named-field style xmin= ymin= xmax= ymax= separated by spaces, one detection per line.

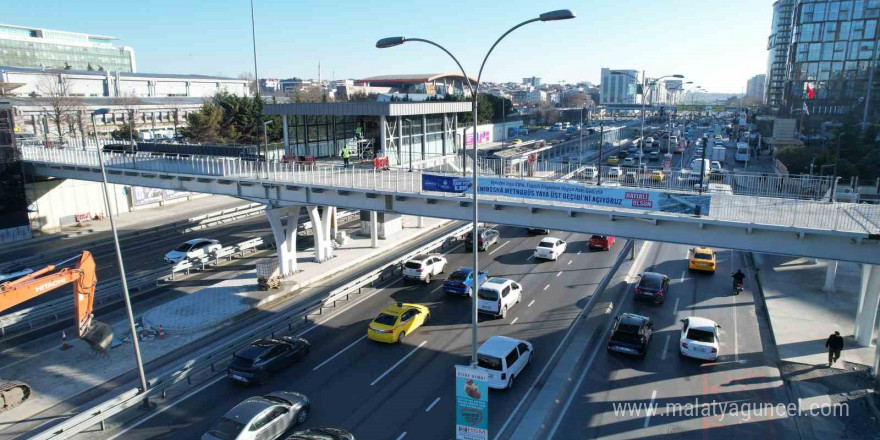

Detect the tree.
xmin=179 ymin=102 xmax=224 ymax=143
xmin=63 ymin=62 xmax=72 ymax=70
xmin=112 ymin=92 xmax=140 ymax=143
xmin=97 ymin=65 xmax=105 ymax=72
xmin=110 ymin=123 xmax=139 ymax=141
xmin=36 ymin=75 xmax=80 ymax=142
xmin=87 ymin=63 xmax=94 ymax=71
xmin=563 ymin=91 xmax=590 ymax=108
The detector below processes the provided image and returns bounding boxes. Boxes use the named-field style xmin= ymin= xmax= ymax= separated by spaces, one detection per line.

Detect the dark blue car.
xmin=443 ymin=267 xmax=488 ymax=296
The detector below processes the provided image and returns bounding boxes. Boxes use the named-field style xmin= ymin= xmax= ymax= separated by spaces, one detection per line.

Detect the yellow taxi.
xmin=367 ymin=302 xmax=431 ymax=343
xmin=650 ymin=170 xmax=665 ymax=182
xmin=607 ymin=156 xmax=620 ymax=165
xmin=510 ymin=139 xmax=523 ymax=145
xmin=688 ymin=247 xmax=716 ymax=272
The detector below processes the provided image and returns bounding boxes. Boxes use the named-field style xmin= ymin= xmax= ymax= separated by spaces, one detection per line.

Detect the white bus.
xmin=735 ymin=142 xmax=750 ymax=162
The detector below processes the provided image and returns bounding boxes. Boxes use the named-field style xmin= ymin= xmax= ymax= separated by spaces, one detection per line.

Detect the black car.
xmin=228 ymin=336 xmax=310 ymax=385
xmin=527 ymin=227 xmax=551 ymax=235
xmin=634 ymin=272 xmax=670 ymax=304
xmin=607 ymin=313 xmax=653 ymax=357
xmin=466 ymin=228 xmax=500 ymax=251
xmin=286 ymin=427 xmax=355 ymax=440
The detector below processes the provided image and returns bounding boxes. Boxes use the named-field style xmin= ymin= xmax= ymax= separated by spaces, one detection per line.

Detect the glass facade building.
xmin=781 ymin=0 xmax=880 ymax=120
xmin=0 ymin=24 xmax=135 ymax=72
xmin=767 ymin=0 xmax=796 ymax=109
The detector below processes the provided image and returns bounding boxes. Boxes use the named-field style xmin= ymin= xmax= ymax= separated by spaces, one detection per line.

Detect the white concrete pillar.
xmin=417 ymin=216 xmax=424 ymax=228
xmin=823 ymin=260 xmax=839 ymax=293
xmin=854 ymin=264 xmax=880 ymax=346
xmin=307 ymin=206 xmax=328 ymax=262
xmin=379 ymin=115 xmax=387 ymax=157
xmin=265 ymin=205 xmax=301 ymax=277
xmin=329 ymin=207 xmax=338 ymax=240
xmin=370 ymin=210 xmax=379 ymax=248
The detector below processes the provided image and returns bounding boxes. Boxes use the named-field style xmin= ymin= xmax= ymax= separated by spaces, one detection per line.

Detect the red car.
xmin=588 ymin=235 xmax=615 ymax=251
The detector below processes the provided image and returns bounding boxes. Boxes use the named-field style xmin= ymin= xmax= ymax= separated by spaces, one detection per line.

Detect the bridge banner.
xmin=422 ymin=174 xmax=711 ymax=215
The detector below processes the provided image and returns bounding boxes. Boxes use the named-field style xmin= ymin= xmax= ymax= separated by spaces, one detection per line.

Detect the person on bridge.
xmin=825 ymin=331 xmax=844 ymax=367
xmin=342 ymin=145 xmax=350 ymax=167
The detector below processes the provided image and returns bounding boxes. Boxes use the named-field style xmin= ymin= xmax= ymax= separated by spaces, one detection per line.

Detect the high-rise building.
xmin=523 ymin=76 xmax=542 ymax=87
xmin=781 ymin=0 xmax=880 ymax=121
xmin=747 ymin=74 xmax=767 ymax=101
xmin=600 ymin=68 xmax=639 ymax=104
xmin=0 ymin=24 xmax=136 ymax=72
xmin=765 ymin=0 xmax=795 ymax=109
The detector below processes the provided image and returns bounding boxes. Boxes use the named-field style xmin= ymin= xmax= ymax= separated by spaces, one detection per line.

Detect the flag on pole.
xmin=806 ymin=84 xmax=815 ymax=100
xmin=803 ymin=101 xmax=810 ymax=115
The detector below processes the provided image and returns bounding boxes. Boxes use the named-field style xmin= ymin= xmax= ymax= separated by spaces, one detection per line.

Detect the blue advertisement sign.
xmin=422 ymin=174 xmax=711 ymax=216
xmin=455 ymin=365 xmax=488 ymax=440
xmin=422 ymin=174 xmax=473 ymax=193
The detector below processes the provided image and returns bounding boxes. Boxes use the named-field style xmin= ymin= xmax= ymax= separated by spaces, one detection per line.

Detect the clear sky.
xmin=5 ymin=0 xmax=772 ymax=93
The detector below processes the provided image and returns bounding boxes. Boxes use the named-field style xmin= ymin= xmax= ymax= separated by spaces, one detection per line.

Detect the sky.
xmin=4 ymin=0 xmax=773 ymax=94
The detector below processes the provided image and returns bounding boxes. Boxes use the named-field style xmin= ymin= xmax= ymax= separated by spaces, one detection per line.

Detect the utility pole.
xmin=598 ymin=122 xmax=604 ymax=186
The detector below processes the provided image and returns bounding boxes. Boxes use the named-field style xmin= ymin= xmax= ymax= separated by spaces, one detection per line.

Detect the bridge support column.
xmin=379 ymin=116 xmax=387 ymax=157
xmin=854 ymin=264 xmax=880 ymax=346
xmin=370 ymin=211 xmax=379 ymax=248
xmin=823 ymin=260 xmax=838 ymax=293
xmin=266 ymin=205 xmax=302 ymax=277
xmin=307 ymin=206 xmax=333 ymax=263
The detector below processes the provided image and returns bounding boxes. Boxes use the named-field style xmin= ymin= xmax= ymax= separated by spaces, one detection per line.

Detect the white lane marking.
xmin=544 ymin=284 xmax=550 ymax=291
xmin=527 ymin=300 xmax=535 ymax=307
xmin=680 ymin=270 xmax=686 ymax=283
xmin=0 ymin=344 xmax=59 ymax=372
xmin=644 ymin=390 xmax=658 ymax=428
xmin=684 ymin=248 xmax=690 ymax=259
xmin=733 ymin=283 xmax=739 ymax=363
xmin=313 ymin=335 xmax=366 ymax=371
xmin=526 ymin=254 xmax=534 ymax=261
xmin=488 ymin=240 xmax=509 ymax=255
xmin=426 ymin=397 xmax=441 ymax=412
xmin=431 ymin=285 xmax=443 ymax=293
xmin=395 ymin=433 xmax=407 ymax=440
xmin=371 ymin=341 xmax=428 ymax=386
xmin=510 ymin=317 xmax=519 ymax=325
xmin=577 ymin=250 xmax=582 ymax=255
xmin=567 ymin=260 xmax=572 ymax=265
xmin=556 ymin=271 xmax=563 ymax=277
xmin=660 ymin=335 xmax=671 ymax=360
xmin=672 ymin=298 xmax=680 ymax=315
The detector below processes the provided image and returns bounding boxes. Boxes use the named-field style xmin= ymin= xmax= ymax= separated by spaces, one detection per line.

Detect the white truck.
xmin=712 ymin=146 xmax=726 ymax=162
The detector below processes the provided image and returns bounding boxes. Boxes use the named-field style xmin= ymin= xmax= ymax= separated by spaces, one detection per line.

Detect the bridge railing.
xmin=19 ymin=146 xmax=880 ymax=235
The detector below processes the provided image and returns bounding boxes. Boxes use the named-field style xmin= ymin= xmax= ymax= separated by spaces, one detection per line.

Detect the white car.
xmin=606 ymin=166 xmax=622 ymax=179
xmin=403 ymin=254 xmax=447 ymax=283
xmin=679 ymin=317 xmax=721 ymax=361
xmin=710 ymin=161 xmax=723 ymax=173
xmin=534 ymin=237 xmax=567 ymax=261
xmin=477 ymin=278 xmax=523 ymax=319
xmin=164 ymin=238 xmax=222 ymax=264
xmin=476 ymin=335 xmax=533 ymax=389
xmin=202 ymin=392 xmax=310 ymax=440
xmin=621 ymin=157 xmax=635 ymax=166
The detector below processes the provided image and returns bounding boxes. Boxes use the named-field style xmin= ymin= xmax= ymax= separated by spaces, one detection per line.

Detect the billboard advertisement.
xmin=422 ymin=174 xmax=711 ymax=215
xmin=130 ymin=186 xmax=190 ymax=207
xmin=455 ymin=365 xmax=488 ymax=440
xmin=464 ymin=130 xmax=491 ymax=147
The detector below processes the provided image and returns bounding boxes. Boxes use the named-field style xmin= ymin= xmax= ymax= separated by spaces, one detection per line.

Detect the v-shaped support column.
xmin=265 ymin=205 xmax=302 ymax=277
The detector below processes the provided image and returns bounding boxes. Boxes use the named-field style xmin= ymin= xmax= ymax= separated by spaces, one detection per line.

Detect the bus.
xmin=735 ymin=142 xmax=750 ymax=162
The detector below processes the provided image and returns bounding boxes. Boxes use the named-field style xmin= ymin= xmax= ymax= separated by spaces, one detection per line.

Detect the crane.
xmin=0 ymin=251 xmax=112 ymax=411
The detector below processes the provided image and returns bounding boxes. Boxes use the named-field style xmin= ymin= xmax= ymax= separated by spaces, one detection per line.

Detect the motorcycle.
xmin=732 ymin=281 xmax=743 ymax=295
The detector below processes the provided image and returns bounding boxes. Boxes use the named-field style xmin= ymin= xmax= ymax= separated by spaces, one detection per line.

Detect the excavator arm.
xmin=0 ymin=251 xmax=111 ymax=351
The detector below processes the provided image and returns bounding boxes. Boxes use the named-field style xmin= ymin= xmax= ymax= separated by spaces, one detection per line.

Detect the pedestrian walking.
xmin=825 ymin=331 xmax=844 ymax=366
xmin=342 ymin=145 xmax=350 ymax=167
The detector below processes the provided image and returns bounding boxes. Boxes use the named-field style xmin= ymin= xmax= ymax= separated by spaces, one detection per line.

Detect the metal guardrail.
xmin=27 ymin=222 xmax=472 ymax=440
xmin=0 ymin=237 xmax=265 ymax=337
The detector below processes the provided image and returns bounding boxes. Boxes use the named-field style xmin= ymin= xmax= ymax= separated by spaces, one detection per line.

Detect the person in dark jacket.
xmin=825 ymin=331 xmax=844 ymax=366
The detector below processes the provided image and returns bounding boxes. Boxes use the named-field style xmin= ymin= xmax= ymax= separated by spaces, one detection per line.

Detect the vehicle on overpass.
xmin=227 ymin=337 xmax=311 ymax=385
xmin=0 ymin=251 xmax=112 ymax=411
xmin=476 ymin=335 xmax=534 ymax=389
xmin=201 ymin=391 xmax=310 ymax=440
xmin=477 ymin=278 xmax=523 ymax=319
xmin=367 ymin=302 xmax=430 ymax=343
xmin=403 ymin=254 xmax=448 ymax=284
xmin=607 ymin=313 xmax=653 ymax=357
xmin=679 ymin=317 xmax=721 ymax=361
xmin=688 ymin=247 xmax=717 ymax=272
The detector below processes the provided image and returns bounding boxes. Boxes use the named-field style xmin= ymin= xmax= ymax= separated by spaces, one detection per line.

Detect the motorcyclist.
xmin=732 ymin=269 xmax=745 ymax=288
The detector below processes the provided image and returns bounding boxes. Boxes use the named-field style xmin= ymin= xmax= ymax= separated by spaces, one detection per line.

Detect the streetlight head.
xmin=264 ymin=120 xmax=273 ymax=126
xmin=672 ymin=74 xmax=685 ymax=78
xmin=539 ymin=9 xmax=576 ymax=21
xmin=91 ymin=108 xmax=109 ymax=116
xmin=376 ymin=36 xmax=405 ymax=49
xmin=685 ymin=81 xmax=694 ymax=84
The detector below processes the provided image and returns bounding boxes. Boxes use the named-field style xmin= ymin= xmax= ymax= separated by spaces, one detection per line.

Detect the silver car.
xmin=202 ymin=392 xmax=309 ymax=440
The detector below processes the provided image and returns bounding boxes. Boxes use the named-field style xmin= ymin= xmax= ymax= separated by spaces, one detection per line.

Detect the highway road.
xmin=548 ymin=242 xmax=799 ymax=440
xmin=93 ymin=225 xmax=625 ymax=440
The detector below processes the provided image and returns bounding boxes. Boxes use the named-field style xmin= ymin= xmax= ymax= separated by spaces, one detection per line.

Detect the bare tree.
xmin=237 ymin=72 xmax=257 ymax=95
xmin=36 ymin=75 xmax=81 ymax=143
xmin=111 ymin=91 xmax=141 ymax=142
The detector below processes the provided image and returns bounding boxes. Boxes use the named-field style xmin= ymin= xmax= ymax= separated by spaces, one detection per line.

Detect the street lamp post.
xmin=90 ymin=109 xmax=149 ymax=401
xmin=611 ymin=72 xmax=683 ymax=167
xmin=377 ymin=8 xmax=576 ymax=367
xmin=263 ymin=120 xmax=272 ymax=161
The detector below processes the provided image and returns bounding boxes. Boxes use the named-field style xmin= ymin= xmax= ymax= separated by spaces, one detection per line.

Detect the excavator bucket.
xmin=81 ymin=321 xmax=113 ymax=354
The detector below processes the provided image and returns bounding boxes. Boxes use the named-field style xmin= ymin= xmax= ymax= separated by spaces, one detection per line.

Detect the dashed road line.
xmin=567 ymin=260 xmax=572 ymax=265
xmin=672 ymin=298 xmax=680 ymax=315
xmin=527 ymin=299 xmax=535 ymax=307
xmin=426 ymin=397 xmax=441 ymax=412
xmin=644 ymin=390 xmax=658 ymax=427
xmin=660 ymin=334 xmax=671 ymax=360
xmin=510 ymin=317 xmax=519 ymax=325
xmin=395 ymin=433 xmax=407 ymax=440
xmin=544 ymin=284 xmax=550 ymax=291
xmin=371 ymin=341 xmax=427 ymax=386
xmin=313 ymin=335 xmax=366 ymax=371
xmin=488 ymin=240 xmax=509 ymax=255
xmin=556 ymin=271 xmax=563 ymax=277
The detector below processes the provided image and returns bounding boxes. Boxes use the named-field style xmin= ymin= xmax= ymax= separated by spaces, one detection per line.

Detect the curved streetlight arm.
xmin=475 ymin=18 xmax=541 ymax=89
xmin=400 ymin=38 xmax=475 ymax=96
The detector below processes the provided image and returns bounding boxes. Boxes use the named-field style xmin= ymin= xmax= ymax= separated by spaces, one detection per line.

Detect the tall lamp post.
xmin=611 ymin=71 xmax=683 ymax=166
xmin=377 ymin=8 xmax=576 ymax=366
xmin=90 ymin=109 xmax=149 ymax=399
xmin=262 ymin=120 xmax=272 ymax=161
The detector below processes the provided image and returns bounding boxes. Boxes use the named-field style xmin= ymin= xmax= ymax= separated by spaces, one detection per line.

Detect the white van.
xmin=477 ymin=278 xmax=523 ymax=319
xmin=475 ymin=335 xmax=534 ymax=389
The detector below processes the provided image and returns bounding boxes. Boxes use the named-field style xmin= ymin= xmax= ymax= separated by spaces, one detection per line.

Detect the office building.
xmin=780 ymin=0 xmax=880 ymax=121
xmin=523 ymin=76 xmax=542 ymax=87
xmin=0 ymin=24 xmax=135 ymax=72
xmin=765 ymin=1 xmax=795 ymax=109
xmin=600 ymin=68 xmax=640 ymax=104
xmin=747 ymin=74 xmax=767 ymax=101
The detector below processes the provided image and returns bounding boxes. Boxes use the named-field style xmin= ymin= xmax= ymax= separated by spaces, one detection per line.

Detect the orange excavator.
xmin=0 ymin=251 xmax=113 ymax=411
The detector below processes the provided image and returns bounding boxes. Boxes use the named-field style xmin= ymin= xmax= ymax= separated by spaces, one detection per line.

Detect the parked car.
xmin=475 ymin=335 xmax=533 ymax=389
xmin=227 ymin=337 xmax=311 ymax=385
xmin=607 ymin=313 xmax=653 ymax=357
xmin=285 ymin=427 xmax=355 ymax=440
xmin=679 ymin=317 xmax=721 ymax=361
xmin=402 ymin=254 xmax=448 ymax=284
xmin=534 ymin=237 xmax=567 ymax=261
xmin=443 ymin=267 xmax=489 ymax=296
xmin=165 ymin=238 xmax=222 ymax=264
xmin=466 ymin=228 xmax=500 ymax=252
xmin=588 ymin=235 xmax=615 ymax=251
xmin=202 ymin=392 xmax=310 ymax=440
xmin=477 ymin=278 xmax=523 ymax=319
xmin=633 ymin=272 xmax=669 ymax=304
xmin=367 ymin=302 xmax=430 ymax=343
